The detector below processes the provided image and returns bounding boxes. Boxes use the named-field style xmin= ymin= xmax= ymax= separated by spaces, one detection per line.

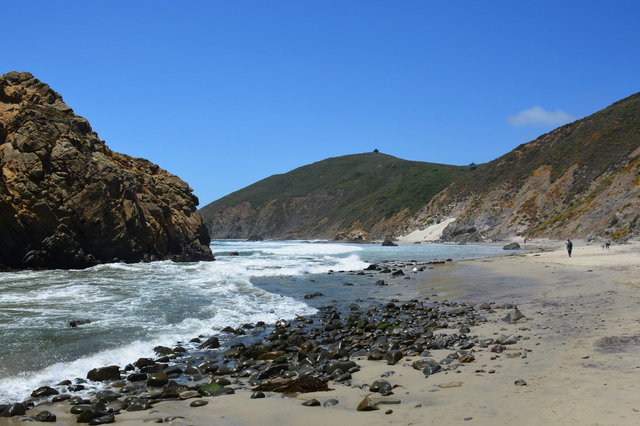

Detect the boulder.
xmin=381 ymin=238 xmax=398 ymax=247
xmin=503 ymin=242 xmax=521 ymax=250
xmin=87 ymin=365 xmax=121 ymax=382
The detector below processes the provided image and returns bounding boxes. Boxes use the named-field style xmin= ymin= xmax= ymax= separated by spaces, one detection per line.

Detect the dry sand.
xmin=4 ymin=240 xmax=640 ymax=425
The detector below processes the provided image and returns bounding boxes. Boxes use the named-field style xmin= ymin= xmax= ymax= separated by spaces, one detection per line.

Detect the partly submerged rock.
xmin=0 ymin=71 xmax=213 ymax=269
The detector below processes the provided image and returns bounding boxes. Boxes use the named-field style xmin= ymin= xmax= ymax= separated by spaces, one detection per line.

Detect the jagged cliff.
xmin=405 ymin=92 xmax=640 ymax=242
xmin=0 ymin=71 xmax=213 ymax=269
xmin=199 ymin=153 xmax=470 ymax=240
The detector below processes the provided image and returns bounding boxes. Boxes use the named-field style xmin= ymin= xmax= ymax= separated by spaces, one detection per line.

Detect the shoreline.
xmin=2 ymin=241 xmax=640 ymax=425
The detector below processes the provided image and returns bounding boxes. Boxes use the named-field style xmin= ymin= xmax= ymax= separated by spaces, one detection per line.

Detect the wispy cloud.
xmin=508 ymin=106 xmax=575 ymax=127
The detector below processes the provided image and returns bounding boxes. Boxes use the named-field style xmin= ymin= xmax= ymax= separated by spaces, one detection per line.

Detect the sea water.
xmin=0 ymin=240 xmax=505 ymax=403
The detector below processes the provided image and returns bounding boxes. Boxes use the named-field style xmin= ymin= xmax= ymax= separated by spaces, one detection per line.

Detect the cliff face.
xmin=405 ymin=92 xmax=640 ymax=242
xmin=0 ymin=71 xmax=213 ymax=269
xmin=199 ymin=153 xmax=470 ymax=240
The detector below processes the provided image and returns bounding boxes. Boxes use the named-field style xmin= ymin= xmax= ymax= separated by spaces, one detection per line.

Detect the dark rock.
xmin=190 ymin=400 xmax=209 ymax=407
xmin=198 ymin=336 xmax=220 ymax=349
xmin=375 ymin=280 xmax=387 ymax=286
xmin=304 ymin=292 xmax=324 ymax=300
xmin=381 ymin=239 xmax=398 ymax=247
xmin=247 ymin=235 xmax=263 ymax=241
xmin=391 ymin=269 xmax=404 ymax=276
xmin=369 ymin=380 xmax=392 ymax=395
xmin=127 ymin=373 xmax=147 ymax=382
xmin=253 ymin=376 xmax=331 ymax=393
xmin=503 ymin=242 xmax=521 ymax=250
xmin=514 ymin=379 xmax=527 ymax=386
xmin=385 ymin=351 xmax=403 ymax=365
xmin=76 ymin=408 xmax=108 ymax=423
xmin=1 ymin=403 xmax=26 ymax=417
xmin=302 ymin=399 xmax=321 ymax=406
xmin=250 ymin=391 xmax=265 ymax=399
xmin=31 ymin=385 xmax=59 ymax=398
xmin=364 ymin=264 xmax=378 ymax=270
xmin=32 ymin=410 xmax=57 ymax=422
xmin=70 ymin=319 xmax=91 ymax=328
xmin=147 ymin=372 xmax=169 ymax=387
xmin=87 ymin=365 xmax=121 ymax=382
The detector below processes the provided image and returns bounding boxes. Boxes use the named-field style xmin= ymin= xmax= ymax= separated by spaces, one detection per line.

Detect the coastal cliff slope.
xmin=0 ymin=71 xmax=213 ymax=269
xmin=199 ymin=153 xmax=470 ymax=240
xmin=404 ymin=92 xmax=640 ymax=242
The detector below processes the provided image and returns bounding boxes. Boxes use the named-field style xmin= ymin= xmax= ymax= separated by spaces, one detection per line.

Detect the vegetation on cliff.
xmin=411 ymin=91 xmax=640 ymax=241
xmin=200 ymin=153 xmax=471 ymax=239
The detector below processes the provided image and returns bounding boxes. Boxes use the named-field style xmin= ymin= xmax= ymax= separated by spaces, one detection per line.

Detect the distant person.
xmin=566 ymin=238 xmax=573 ymax=257
xmin=605 ymin=240 xmax=611 ymax=250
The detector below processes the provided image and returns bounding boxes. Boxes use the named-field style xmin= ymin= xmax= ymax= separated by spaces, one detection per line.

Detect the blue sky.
xmin=3 ymin=1 xmax=639 ymax=205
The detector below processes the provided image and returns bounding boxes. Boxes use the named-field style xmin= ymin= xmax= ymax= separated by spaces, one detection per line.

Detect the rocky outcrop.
xmin=0 ymin=71 xmax=213 ymax=269
xmin=404 ymin=92 xmax=640 ymax=242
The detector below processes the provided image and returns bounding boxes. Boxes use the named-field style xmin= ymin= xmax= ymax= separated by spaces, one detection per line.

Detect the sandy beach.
xmin=3 ymin=240 xmax=640 ymax=426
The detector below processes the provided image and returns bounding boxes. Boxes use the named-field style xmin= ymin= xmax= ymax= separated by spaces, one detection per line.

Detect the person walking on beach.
xmin=566 ymin=238 xmax=573 ymax=257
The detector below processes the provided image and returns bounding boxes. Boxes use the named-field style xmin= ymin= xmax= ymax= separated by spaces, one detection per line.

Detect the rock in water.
xmin=503 ymin=242 xmax=521 ymax=250
xmin=381 ymin=238 xmax=398 ymax=247
xmin=0 ymin=72 xmax=213 ymax=269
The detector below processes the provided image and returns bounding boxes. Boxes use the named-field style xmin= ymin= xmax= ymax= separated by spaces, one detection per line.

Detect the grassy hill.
xmin=411 ymin=91 xmax=640 ymax=241
xmin=199 ymin=153 xmax=471 ymax=239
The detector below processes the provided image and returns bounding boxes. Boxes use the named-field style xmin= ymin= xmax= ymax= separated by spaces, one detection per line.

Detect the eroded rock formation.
xmin=0 ymin=71 xmax=213 ymax=269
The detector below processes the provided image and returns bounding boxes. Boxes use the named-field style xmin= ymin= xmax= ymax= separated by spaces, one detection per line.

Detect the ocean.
xmin=0 ymin=240 xmax=505 ymax=403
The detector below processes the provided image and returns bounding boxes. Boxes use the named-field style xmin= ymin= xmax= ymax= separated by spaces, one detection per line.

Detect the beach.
xmin=2 ymin=240 xmax=640 ymax=425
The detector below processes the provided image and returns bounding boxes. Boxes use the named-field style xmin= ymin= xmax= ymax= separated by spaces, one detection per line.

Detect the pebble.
xmin=323 ymin=399 xmax=339 ymax=407
xmin=190 ymin=399 xmax=209 ymax=407
xmin=514 ymin=379 xmax=527 ymax=386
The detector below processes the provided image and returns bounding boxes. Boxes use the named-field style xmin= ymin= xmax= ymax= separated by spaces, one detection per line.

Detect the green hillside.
xmin=199 ymin=152 xmax=471 ymax=239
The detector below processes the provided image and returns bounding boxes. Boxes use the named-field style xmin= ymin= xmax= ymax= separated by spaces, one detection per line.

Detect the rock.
xmin=146 ymin=372 xmax=169 ymax=387
xmin=0 ymin=71 xmax=213 ymax=270
xmin=190 ymin=400 xmax=209 ymax=407
xmin=356 ymin=396 xmax=379 ymax=411
xmin=198 ymin=336 xmax=220 ymax=349
xmin=250 ymin=391 xmax=265 ymax=399
xmin=179 ymin=391 xmax=201 ymax=400
xmin=253 ymin=376 xmax=331 ymax=393
xmin=437 ymin=382 xmax=463 ymax=388
xmin=247 ymin=235 xmax=263 ymax=241
xmin=502 ymin=309 xmax=526 ymax=323
xmin=87 ymin=365 xmax=121 ymax=382
xmin=381 ymin=239 xmax=398 ymax=247
xmin=323 ymin=399 xmax=339 ymax=407
xmin=375 ymin=280 xmax=387 ymax=286
xmin=369 ymin=396 xmax=401 ymax=405
xmin=415 ymin=359 xmax=441 ymax=376
xmin=76 ymin=408 xmax=108 ymax=423
xmin=304 ymin=292 xmax=324 ymax=299
xmin=391 ymin=269 xmax=404 ymax=276
xmin=503 ymin=242 xmax=521 ymax=250
xmin=32 ymin=410 xmax=57 ymax=422
xmin=199 ymin=383 xmax=225 ymax=396
xmin=496 ymin=334 xmax=518 ymax=345
xmin=385 ymin=351 xmax=403 ymax=365
xmin=364 ymin=264 xmax=378 ymax=270
xmin=31 ymin=385 xmax=59 ymax=398
xmin=515 ymin=379 xmax=527 ymax=386
xmin=369 ymin=380 xmax=392 ymax=395
xmin=302 ymin=399 xmax=320 ymax=406
xmin=70 ymin=319 xmax=91 ymax=328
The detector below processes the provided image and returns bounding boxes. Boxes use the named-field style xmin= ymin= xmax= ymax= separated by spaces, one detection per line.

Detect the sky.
xmin=3 ymin=1 xmax=640 ymax=206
